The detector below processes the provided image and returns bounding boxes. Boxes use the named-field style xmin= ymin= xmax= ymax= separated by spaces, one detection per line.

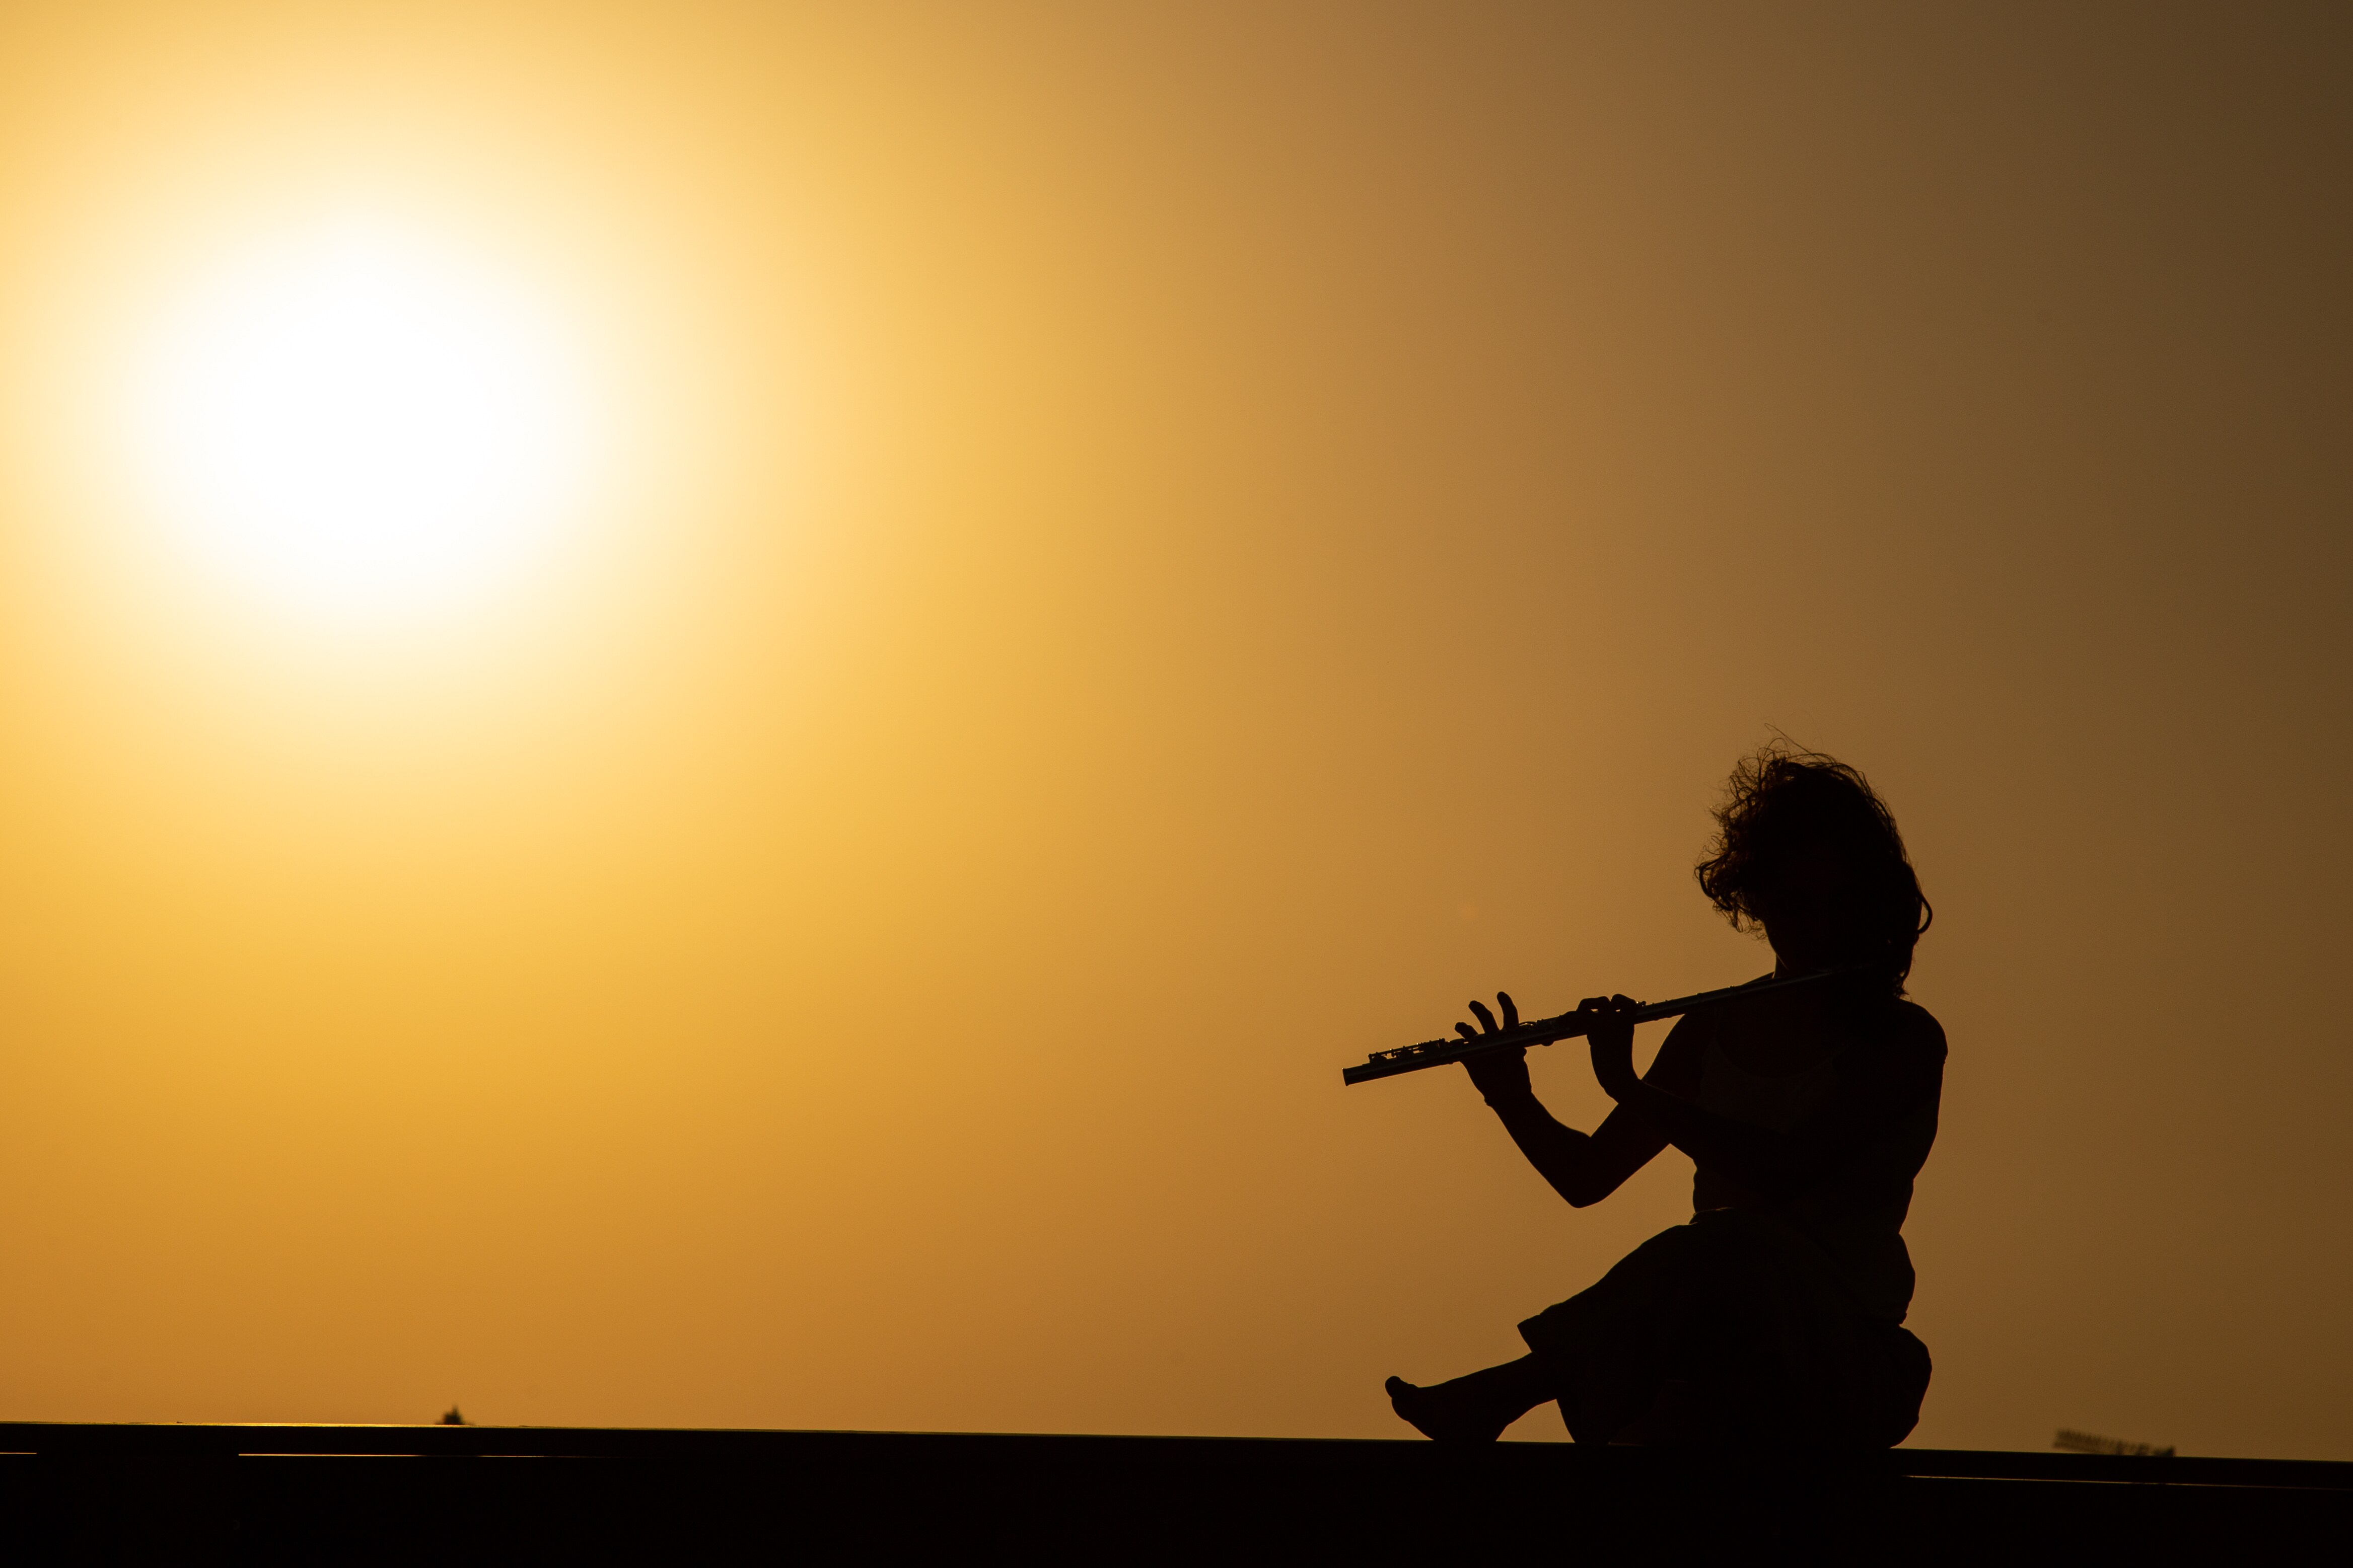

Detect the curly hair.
xmin=1694 ymin=741 xmax=1932 ymax=989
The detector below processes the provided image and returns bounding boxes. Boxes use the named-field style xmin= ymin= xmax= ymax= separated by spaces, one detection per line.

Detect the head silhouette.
xmin=1694 ymin=743 xmax=1931 ymax=989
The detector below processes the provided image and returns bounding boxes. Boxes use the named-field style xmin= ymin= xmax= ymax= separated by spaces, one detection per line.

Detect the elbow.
xmin=1561 ymin=1178 xmax=1614 ymax=1209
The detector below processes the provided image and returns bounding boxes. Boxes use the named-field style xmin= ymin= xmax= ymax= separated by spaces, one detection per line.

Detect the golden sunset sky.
xmin=0 ymin=2 xmax=2346 ymax=1455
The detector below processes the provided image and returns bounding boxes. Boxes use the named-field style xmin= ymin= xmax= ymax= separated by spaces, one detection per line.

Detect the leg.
xmin=1385 ymin=1355 xmax=1558 ymax=1443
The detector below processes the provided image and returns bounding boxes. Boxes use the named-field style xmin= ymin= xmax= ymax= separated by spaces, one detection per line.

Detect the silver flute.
xmin=1341 ymin=968 xmax=1849 ymax=1086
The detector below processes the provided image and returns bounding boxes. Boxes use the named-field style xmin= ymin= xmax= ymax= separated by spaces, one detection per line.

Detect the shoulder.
xmin=1837 ymin=999 xmax=1945 ymax=1093
xmin=1644 ymin=1009 xmax=1714 ymax=1095
xmin=1889 ymin=1000 xmax=1947 ymax=1064
xmin=1701 ymin=971 xmax=1793 ymax=1030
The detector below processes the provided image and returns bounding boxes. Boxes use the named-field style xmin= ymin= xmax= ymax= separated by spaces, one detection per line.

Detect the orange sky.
xmin=0 ymin=1 xmax=2346 ymax=1456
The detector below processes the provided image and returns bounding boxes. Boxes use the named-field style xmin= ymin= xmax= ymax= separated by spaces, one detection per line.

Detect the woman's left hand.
xmin=1456 ymin=993 xmax=1534 ymax=1102
xmin=1582 ymin=994 xmax=1643 ymax=1100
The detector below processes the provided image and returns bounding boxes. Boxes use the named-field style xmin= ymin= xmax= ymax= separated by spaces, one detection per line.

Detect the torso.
xmin=1648 ymin=975 xmax=1945 ymax=1286
xmin=1698 ymin=1041 xmax=1838 ymax=1134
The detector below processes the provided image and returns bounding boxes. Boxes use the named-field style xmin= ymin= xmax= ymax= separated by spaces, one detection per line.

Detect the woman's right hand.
xmin=1457 ymin=992 xmax=1534 ymax=1103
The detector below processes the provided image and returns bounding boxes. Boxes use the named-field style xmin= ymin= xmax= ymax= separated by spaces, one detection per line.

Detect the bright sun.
xmin=127 ymin=212 xmax=601 ymax=626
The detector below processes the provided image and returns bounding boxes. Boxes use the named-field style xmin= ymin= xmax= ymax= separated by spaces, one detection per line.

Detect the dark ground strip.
xmin=0 ymin=1424 xmax=2343 ymax=1562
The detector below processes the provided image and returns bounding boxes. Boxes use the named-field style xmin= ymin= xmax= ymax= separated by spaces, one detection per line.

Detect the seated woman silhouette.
xmin=1386 ymin=746 xmax=1941 ymax=1446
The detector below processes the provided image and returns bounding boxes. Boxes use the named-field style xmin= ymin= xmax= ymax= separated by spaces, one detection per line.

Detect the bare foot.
xmin=1385 ymin=1375 xmax=1511 ymax=1443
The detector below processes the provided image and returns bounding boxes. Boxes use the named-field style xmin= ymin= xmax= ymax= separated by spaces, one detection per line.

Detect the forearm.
xmin=1483 ymin=1088 xmax=1613 ymax=1207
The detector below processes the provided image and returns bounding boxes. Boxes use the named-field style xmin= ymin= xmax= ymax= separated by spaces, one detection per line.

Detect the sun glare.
xmin=126 ymin=212 xmax=602 ymax=627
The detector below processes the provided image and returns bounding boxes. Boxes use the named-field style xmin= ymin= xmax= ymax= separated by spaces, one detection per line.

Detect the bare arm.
xmin=1455 ymin=994 xmax=1671 ymax=1209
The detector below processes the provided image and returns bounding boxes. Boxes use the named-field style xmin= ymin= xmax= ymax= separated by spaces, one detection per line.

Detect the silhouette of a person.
xmin=1387 ymin=746 xmax=1942 ymax=1446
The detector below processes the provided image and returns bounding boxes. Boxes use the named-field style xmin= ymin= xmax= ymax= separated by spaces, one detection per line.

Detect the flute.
xmin=1341 ymin=968 xmax=1850 ymax=1086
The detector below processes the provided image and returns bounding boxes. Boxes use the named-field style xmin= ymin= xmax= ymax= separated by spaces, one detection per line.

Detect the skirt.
xmin=1518 ymin=1208 xmax=1932 ymax=1447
